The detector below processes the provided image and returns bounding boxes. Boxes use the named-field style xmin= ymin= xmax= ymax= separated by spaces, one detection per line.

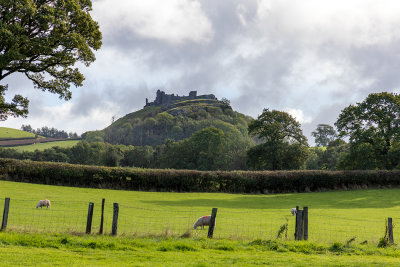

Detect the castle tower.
xmin=189 ymin=91 xmax=197 ymax=99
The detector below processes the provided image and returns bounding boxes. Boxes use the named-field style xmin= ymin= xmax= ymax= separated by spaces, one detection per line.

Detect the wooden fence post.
xmin=303 ymin=207 xmax=308 ymax=241
xmin=388 ymin=217 xmax=394 ymax=244
xmin=112 ymin=203 xmax=119 ymax=236
xmin=86 ymin=202 xmax=94 ymax=234
xmin=294 ymin=206 xmax=299 ymax=240
xmin=1 ymin=198 xmax=10 ymax=231
xmin=99 ymin=198 xmax=105 ymax=234
xmin=295 ymin=210 xmax=303 ymax=240
xmin=207 ymin=208 xmax=218 ymax=239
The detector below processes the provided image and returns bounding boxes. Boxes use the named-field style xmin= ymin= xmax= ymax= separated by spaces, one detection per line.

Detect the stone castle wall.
xmin=145 ymin=90 xmax=216 ymax=107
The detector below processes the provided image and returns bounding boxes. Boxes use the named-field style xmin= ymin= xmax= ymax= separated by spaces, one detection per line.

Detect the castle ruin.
xmin=145 ymin=90 xmax=217 ymax=107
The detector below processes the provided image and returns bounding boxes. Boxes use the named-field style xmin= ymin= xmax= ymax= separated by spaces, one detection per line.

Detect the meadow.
xmin=0 ymin=180 xmax=399 ymax=243
xmin=0 ymin=127 xmax=36 ymax=139
xmin=1 ymin=232 xmax=400 ymax=266
xmin=3 ymin=140 xmax=80 ymax=152
xmin=1 ymin=180 xmax=400 ymax=266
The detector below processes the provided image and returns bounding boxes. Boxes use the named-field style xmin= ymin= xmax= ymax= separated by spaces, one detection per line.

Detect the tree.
xmin=21 ymin=124 xmax=33 ymax=133
xmin=305 ymin=147 xmax=325 ymax=169
xmin=159 ymin=127 xmax=227 ymax=170
xmin=120 ymin=146 xmax=155 ymax=168
xmin=247 ymin=109 xmax=309 ymax=170
xmin=0 ymin=0 xmax=102 ymax=120
xmin=335 ymin=92 xmax=400 ymax=169
xmin=305 ymin=139 xmax=349 ymax=170
xmin=221 ymin=97 xmax=231 ymax=106
xmin=311 ymin=124 xmax=337 ymax=147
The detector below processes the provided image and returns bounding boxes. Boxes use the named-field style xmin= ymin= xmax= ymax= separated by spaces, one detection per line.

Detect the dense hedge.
xmin=0 ymin=158 xmax=400 ymax=193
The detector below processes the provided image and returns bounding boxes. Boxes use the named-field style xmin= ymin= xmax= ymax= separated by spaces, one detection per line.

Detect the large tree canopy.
xmin=247 ymin=109 xmax=309 ymax=170
xmin=0 ymin=0 xmax=102 ymax=120
xmin=311 ymin=124 xmax=337 ymax=147
xmin=335 ymin=92 xmax=400 ymax=169
xmin=159 ymin=127 xmax=227 ymax=171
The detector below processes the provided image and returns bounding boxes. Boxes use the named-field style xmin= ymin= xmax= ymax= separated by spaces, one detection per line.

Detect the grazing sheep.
xmin=193 ymin=215 xmax=216 ymax=230
xmin=291 ymin=208 xmax=297 ymax=216
xmin=36 ymin=199 xmax=51 ymax=209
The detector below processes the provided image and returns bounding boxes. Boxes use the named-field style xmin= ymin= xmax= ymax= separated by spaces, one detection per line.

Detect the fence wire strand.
xmin=0 ymin=197 xmax=395 ymax=244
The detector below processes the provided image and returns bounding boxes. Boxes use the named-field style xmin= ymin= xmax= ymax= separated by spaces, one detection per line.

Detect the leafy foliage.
xmin=0 ymin=0 xmax=102 ymax=120
xmin=158 ymin=126 xmax=252 ymax=170
xmin=159 ymin=127 xmax=225 ymax=170
xmin=335 ymin=92 xmax=400 ymax=170
xmin=312 ymin=124 xmax=337 ymax=147
xmin=247 ymin=109 xmax=309 ymax=170
xmin=98 ymin=100 xmax=252 ymax=148
xmin=21 ymin=124 xmax=79 ymax=138
xmin=1 ymin=158 xmax=400 ymax=193
xmin=79 ymin=99 xmax=254 ymax=170
xmin=306 ymin=140 xmax=349 ymax=170
xmin=0 ymin=85 xmax=29 ymax=120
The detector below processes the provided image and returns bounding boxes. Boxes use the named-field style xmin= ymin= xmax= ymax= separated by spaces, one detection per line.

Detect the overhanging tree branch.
xmin=0 ymin=0 xmax=102 ymax=120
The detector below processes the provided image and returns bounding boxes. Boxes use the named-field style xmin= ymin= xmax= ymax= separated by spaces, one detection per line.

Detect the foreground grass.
xmin=0 ymin=127 xmax=35 ymax=139
xmin=0 ymin=180 xmax=400 ymax=243
xmin=0 ymin=232 xmax=400 ymax=266
xmin=3 ymin=140 xmax=80 ymax=152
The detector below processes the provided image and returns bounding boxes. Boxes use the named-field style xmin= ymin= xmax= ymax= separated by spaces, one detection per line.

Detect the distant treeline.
xmin=0 ymin=133 xmax=248 ymax=170
xmin=0 ymin=158 xmax=400 ymax=193
xmin=21 ymin=125 xmax=80 ymax=139
xmin=0 ymin=137 xmax=396 ymax=171
xmin=0 ymin=93 xmax=396 ymax=172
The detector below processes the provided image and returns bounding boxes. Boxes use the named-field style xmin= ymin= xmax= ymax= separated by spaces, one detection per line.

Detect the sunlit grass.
xmin=0 ymin=180 xmax=399 ymax=244
xmin=1 ymin=232 xmax=400 ymax=266
xmin=0 ymin=127 xmax=35 ymax=139
xmin=3 ymin=140 xmax=80 ymax=152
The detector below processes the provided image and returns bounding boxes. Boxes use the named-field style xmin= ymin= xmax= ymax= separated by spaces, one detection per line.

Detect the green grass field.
xmin=0 ymin=180 xmax=399 ymax=243
xmin=4 ymin=140 xmax=80 ymax=152
xmin=0 ymin=127 xmax=36 ymax=139
xmin=1 ymin=181 xmax=400 ymax=266
xmin=1 ymin=232 xmax=400 ymax=266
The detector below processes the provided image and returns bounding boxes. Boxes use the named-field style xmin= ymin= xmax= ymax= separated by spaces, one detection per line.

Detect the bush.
xmin=0 ymin=158 xmax=400 ymax=193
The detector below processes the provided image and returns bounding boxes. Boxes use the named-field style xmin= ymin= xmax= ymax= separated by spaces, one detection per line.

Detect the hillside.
xmin=0 ymin=127 xmax=36 ymax=139
xmin=0 ymin=127 xmax=79 ymax=148
xmin=83 ymin=91 xmax=254 ymax=147
xmin=5 ymin=140 xmax=80 ymax=152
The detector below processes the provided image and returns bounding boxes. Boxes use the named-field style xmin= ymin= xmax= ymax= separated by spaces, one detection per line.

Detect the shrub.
xmin=0 ymin=158 xmax=400 ymax=193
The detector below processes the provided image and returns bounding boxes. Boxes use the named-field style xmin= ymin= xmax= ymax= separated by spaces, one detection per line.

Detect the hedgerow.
xmin=0 ymin=158 xmax=399 ymax=193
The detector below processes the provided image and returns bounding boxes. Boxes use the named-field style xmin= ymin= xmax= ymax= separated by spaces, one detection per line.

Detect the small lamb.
xmin=291 ymin=208 xmax=297 ymax=216
xmin=193 ymin=215 xmax=216 ymax=230
xmin=36 ymin=199 xmax=51 ymax=209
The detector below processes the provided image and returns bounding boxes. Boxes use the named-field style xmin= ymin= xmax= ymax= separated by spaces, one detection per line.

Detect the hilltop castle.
xmin=145 ymin=90 xmax=217 ymax=107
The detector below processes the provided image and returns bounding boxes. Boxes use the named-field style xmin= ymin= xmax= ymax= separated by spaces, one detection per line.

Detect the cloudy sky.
xmin=3 ymin=0 xmax=400 ymax=144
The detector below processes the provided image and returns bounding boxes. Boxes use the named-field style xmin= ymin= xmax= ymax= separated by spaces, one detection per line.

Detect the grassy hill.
xmin=4 ymin=140 xmax=80 ymax=152
xmin=0 ymin=127 xmax=80 ymax=150
xmin=0 ymin=127 xmax=36 ymax=139
xmin=83 ymin=98 xmax=254 ymax=147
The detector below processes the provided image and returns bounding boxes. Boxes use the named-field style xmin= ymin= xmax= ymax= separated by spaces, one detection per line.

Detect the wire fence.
xmin=0 ymin=197 xmax=395 ymax=244
xmin=308 ymin=214 xmax=384 ymax=243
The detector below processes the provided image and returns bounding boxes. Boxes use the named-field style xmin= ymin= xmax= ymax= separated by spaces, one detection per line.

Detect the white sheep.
xmin=291 ymin=208 xmax=297 ymax=216
xmin=193 ymin=215 xmax=216 ymax=230
xmin=36 ymin=199 xmax=51 ymax=209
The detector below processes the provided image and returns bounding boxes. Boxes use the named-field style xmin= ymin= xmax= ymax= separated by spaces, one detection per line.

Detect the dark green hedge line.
xmin=0 ymin=158 xmax=400 ymax=193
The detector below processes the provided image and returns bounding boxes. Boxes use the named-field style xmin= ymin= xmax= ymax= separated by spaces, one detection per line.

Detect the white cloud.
xmin=254 ymin=0 xmax=400 ymax=47
xmin=4 ymin=0 xmax=400 ymax=143
xmin=236 ymin=4 xmax=249 ymax=27
xmin=2 ymin=101 xmax=117 ymax=134
xmin=284 ymin=108 xmax=312 ymax=124
xmin=93 ymin=0 xmax=214 ymax=44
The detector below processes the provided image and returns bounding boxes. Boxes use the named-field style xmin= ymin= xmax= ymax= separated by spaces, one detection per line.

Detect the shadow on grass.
xmin=142 ymin=188 xmax=400 ymax=209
